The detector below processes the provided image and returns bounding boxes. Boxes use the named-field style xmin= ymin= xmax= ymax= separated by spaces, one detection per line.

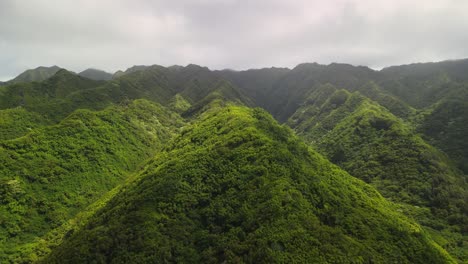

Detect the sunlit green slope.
xmin=288 ymin=86 xmax=467 ymax=260
xmin=0 ymin=99 xmax=184 ymax=262
xmin=44 ymin=105 xmax=453 ymax=263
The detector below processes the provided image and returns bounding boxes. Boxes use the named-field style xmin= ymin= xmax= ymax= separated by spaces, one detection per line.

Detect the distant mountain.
xmin=0 ymin=69 xmax=106 ymax=121
xmin=78 ymin=68 xmax=113 ymax=81
xmin=379 ymin=59 xmax=468 ymax=108
xmin=419 ymin=84 xmax=468 ymax=173
xmin=112 ymin=70 xmax=125 ymax=78
xmin=381 ymin=58 xmax=468 ymax=81
xmin=113 ymin=65 xmax=151 ymax=78
xmin=223 ymin=63 xmax=379 ymax=122
xmin=8 ymin=66 xmax=62 ymax=83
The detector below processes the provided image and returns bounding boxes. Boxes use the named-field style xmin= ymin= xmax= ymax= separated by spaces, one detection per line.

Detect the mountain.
xmin=8 ymin=66 xmax=62 ymax=84
xmin=0 ymin=69 xmax=106 ymax=122
xmin=287 ymin=86 xmax=467 ymax=237
xmin=112 ymin=65 xmax=151 ymax=78
xmin=376 ymin=60 xmax=468 ymax=175
xmin=0 ymin=59 xmax=467 ymax=262
xmin=418 ymin=84 xmax=468 ymax=173
xmin=43 ymin=105 xmax=453 ymax=263
xmin=78 ymin=68 xmax=113 ymax=81
xmin=219 ymin=66 xmax=290 ymax=109
xmin=0 ymin=107 xmax=50 ymax=141
xmin=0 ymin=99 xmax=184 ymax=262
xmin=377 ymin=59 xmax=468 ymax=109
xmin=221 ymin=59 xmax=468 ymax=176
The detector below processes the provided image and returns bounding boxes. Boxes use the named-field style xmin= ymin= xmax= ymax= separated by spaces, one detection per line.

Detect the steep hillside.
xmin=0 ymin=107 xmax=50 ymax=140
xmin=418 ymin=83 xmax=468 ymax=174
xmin=0 ymin=65 xmax=250 ymax=123
xmin=0 ymin=100 xmax=184 ymax=263
xmin=44 ymin=105 xmax=453 ymax=263
xmin=0 ymin=70 xmax=105 ymax=121
xmin=288 ymin=87 xmax=467 ymax=259
xmin=223 ymin=63 xmax=415 ymax=122
xmin=379 ymin=59 xmax=468 ymax=108
xmin=219 ymin=67 xmax=290 ymax=109
xmin=181 ymin=80 xmax=254 ymax=118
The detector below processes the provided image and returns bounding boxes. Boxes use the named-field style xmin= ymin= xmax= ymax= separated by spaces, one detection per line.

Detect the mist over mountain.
xmin=0 ymin=59 xmax=467 ymax=263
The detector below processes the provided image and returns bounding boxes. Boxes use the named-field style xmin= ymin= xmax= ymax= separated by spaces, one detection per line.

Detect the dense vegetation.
xmin=0 ymin=100 xmax=184 ymax=262
xmin=44 ymin=105 xmax=453 ymax=263
xmin=418 ymin=83 xmax=468 ymax=174
xmin=288 ymin=86 xmax=467 ymax=259
xmin=0 ymin=59 xmax=466 ymax=262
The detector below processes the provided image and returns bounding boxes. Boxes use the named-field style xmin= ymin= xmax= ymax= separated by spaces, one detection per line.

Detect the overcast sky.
xmin=1 ymin=0 xmax=468 ymax=80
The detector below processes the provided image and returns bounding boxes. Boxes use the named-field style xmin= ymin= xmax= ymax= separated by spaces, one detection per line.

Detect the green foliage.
xmin=289 ymin=89 xmax=467 ymax=261
xmin=418 ymin=84 xmax=468 ymax=174
xmin=44 ymin=106 xmax=453 ymax=263
xmin=168 ymin=93 xmax=192 ymax=113
xmin=0 ymin=107 xmax=50 ymax=140
xmin=0 ymin=70 xmax=106 ymax=121
xmin=1 ymin=60 xmax=467 ymax=262
xmin=380 ymin=59 xmax=468 ymax=108
xmin=0 ymin=99 xmax=184 ymax=263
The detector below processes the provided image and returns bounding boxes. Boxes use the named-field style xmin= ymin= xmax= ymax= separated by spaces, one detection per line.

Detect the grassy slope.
xmin=0 ymin=99 xmax=184 ymax=263
xmin=44 ymin=105 xmax=453 ymax=263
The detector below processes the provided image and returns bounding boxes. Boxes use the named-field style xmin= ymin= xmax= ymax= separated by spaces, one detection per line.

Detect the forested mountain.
xmin=78 ymin=69 xmax=113 ymax=81
xmin=0 ymin=59 xmax=466 ymax=263
xmin=44 ymin=106 xmax=453 ymax=263
xmin=7 ymin=66 xmax=63 ymax=84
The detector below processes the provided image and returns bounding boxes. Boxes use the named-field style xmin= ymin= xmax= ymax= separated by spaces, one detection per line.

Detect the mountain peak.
xmin=9 ymin=65 xmax=63 ymax=83
xmin=78 ymin=68 xmax=113 ymax=81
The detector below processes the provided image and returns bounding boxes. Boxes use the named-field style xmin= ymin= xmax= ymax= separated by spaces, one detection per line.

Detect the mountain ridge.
xmin=0 ymin=58 xmax=467 ymax=262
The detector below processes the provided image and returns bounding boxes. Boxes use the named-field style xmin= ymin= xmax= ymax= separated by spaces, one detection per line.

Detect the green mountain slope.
xmin=418 ymin=83 xmax=468 ymax=174
xmin=288 ymin=87 xmax=467 ymax=260
xmin=380 ymin=59 xmax=468 ymax=108
xmin=224 ymin=63 xmax=415 ymax=122
xmin=0 ymin=107 xmax=50 ymax=140
xmin=0 ymin=70 xmax=106 ymax=121
xmin=0 ymin=64 xmax=254 ymax=127
xmin=44 ymin=105 xmax=453 ymax=263
xmin=1 ymin=60 xmax=467 ymax=262
xmin=8 ymin=66 xmax=63 ymax=84
xmin=0 ymin=99 xmax=184 ymax=263
xmin=219 ymin=67 xmax=290 ymax=109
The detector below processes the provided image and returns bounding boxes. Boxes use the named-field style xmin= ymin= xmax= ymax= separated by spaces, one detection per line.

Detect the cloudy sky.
xmin=1 ymin=0 xmax=468 ymax=80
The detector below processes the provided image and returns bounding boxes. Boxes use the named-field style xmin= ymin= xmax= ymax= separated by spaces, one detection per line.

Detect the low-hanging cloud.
xmin=1 ymin=0 xmax=468 ymax=80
